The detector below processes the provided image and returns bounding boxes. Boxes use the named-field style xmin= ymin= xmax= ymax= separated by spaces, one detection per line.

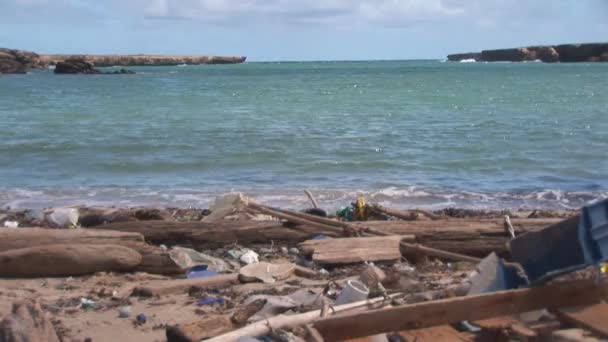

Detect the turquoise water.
xmin=1 ymin=60 xmax=607 ymax=209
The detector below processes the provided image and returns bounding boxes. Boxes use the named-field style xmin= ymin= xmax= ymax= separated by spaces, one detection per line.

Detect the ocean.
xmin=1 ymin=60 xmax=607 ymax=210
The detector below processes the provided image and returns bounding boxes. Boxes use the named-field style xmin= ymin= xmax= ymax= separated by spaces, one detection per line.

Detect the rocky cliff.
xmin=39 ymin=54 xmax=246 ymax=67
xmin=448 ymin=43 xmax=608 ymax=63
xmin=0 ymin=48 xmax=41 ymax=73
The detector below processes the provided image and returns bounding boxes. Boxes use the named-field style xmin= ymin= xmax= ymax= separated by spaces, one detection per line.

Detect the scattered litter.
xmin=136 ymin=313 xmax=146 ymax=324
xmin=203 ymin=193 xmax=249 ymax=222
xmin=239 ymin=262 xmax=295 ymax=283
xmin=187 ymin=265 xmax=219 ymax=279
xmin=243 ymin=295 xmax=300 ymax=320
xmin=3 ymin=221 xmax=18 ymax=228
xmin=280 ymin=247 xmax=289 ymax=255
xmin=288 ymin=247 xmax=300 ymax=256
xmin=118 ymin=306 xmax=131 ymax=318
xmin=311 ymin=234 xmax=330 ymax=240
xmin=198 ymin=297 xmax=226 ymax=306
xmin=46 ymin=208 xmax=79 ymax=228
xmin=335 ymin=280 xmax=369 ymax=305
xmin=240 ymin=250 xmax=259 ymax=265
xmin=79 ymin=298 xmax=96 ymax=309
xmin=169 ymin=246 xmax=233 ymax=272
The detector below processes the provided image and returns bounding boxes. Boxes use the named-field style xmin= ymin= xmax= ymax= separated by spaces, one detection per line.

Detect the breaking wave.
xmin=1 ymin=186 xmax=605 ymax=211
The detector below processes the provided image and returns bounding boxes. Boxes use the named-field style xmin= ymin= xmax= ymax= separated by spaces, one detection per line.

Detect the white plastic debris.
xmin=169 ymin=246 xmax=233 ymax=273
xmin=3 ymin=221 xmax=19 ymax=228
xmin=239 ymin=250 xmax=259 ymax=265
xmin=203 ymin=193 xmax=250 ymax=222
xmin=46 ymin=208 xmax=79 ymax=228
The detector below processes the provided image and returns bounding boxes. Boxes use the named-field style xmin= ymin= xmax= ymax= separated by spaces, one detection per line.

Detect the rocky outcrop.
xmin=448 ymin=42 xmax=608 ymax=63
xmin=54 ymin=58 xmax=101 ymax=74
xmin=528 ymin=46 xmax=560 ymax=63
xmin=555 ymin=43 xmax=608 ymax=62
xmin=40 ymin=54 xmax=246 ymax=67
xmin=480 ymin=48 xmax=533 ymax=62
xmin=54 ymin=58 xmax=136 ymax=75
xmin=447 ymin=52 xmax=481 ymax=61
xmin=0 ymin=48 xmax=40 ymax=74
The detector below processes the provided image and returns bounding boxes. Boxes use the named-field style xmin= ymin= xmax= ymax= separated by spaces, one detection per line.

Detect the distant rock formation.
xmin=40 ymin=54 xmax=247 ymax=67
xmin=54 ymin=58 xmax=101 ymax=74
xmin=0 ymin=48 xmax=40 ymax=74
xmin=446 ymin=52 xmax=481 ymax=62
xmin=447 ymin=43 xmax=608 ymax=63
xmin=54 ymin=58 xmax=136 ymax=74
xmin=1 ymin=47 xmax=246 ymax=74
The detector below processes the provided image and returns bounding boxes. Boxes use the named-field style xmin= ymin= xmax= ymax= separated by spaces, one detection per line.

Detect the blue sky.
xmin=1 ymin=0 xmax=607 ymax=61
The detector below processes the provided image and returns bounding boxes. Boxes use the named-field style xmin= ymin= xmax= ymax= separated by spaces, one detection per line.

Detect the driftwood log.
xmin=0 ymin=300 xmax=60 ymax=342
xmin=0 ymin=244 xmax=142 ymax=277
xmin=0 ymin=228 xmax=181 ymax=275
xmin=88 ymin=220 xmax=333 ymax=247
xmin=352 ymin=218 xmax=561 ymax=257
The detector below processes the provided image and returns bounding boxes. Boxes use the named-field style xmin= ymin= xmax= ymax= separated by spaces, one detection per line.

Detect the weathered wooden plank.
xmin=313 ymin=279 xmax=608 ymax=341
xmin=299 ymin=236 xmax=410 ymax=264
xmin=554 ymin=303 xmax=608 ymax=338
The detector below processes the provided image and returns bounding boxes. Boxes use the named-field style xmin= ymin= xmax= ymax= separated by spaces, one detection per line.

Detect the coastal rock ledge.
xmin=0 ymin=47 xmax=246 ymax=74
xmin=39 ymin=54 xmax=247 ymax=67
xmin=448 ymin=42 xmax=608 ymax=63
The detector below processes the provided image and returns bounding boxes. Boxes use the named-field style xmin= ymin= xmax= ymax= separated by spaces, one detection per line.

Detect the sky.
xmin=1 ymin=0 xmax=607 ymax=61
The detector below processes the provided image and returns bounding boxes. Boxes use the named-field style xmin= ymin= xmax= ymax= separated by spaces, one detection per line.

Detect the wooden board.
xmin=313 ymin=279 xmax=608 ymax=341
xmin=555 ymin=303 xmax=608 ymax=337
xmin=299 ymin=236 xmax=410 ymax=264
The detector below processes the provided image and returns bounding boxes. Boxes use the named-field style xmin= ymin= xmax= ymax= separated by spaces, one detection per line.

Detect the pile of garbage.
xmin=0 ymin=193 xmax=606 ymax=342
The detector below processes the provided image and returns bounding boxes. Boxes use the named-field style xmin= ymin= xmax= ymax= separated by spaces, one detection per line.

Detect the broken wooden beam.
xmin=554 ymin=303 xmax=608 ymax=338
xmin=0 ymin=244 xmax=142 ymax=277
xmin=131 ymin=273 xmax=240 ymax=297
xmin=299 ymin=236 xmax=413 ymax=264
xmin=313 ymin=279 xmax=608 ymax=341
xmin=206 ymin=292 xmax=404 ymax=342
